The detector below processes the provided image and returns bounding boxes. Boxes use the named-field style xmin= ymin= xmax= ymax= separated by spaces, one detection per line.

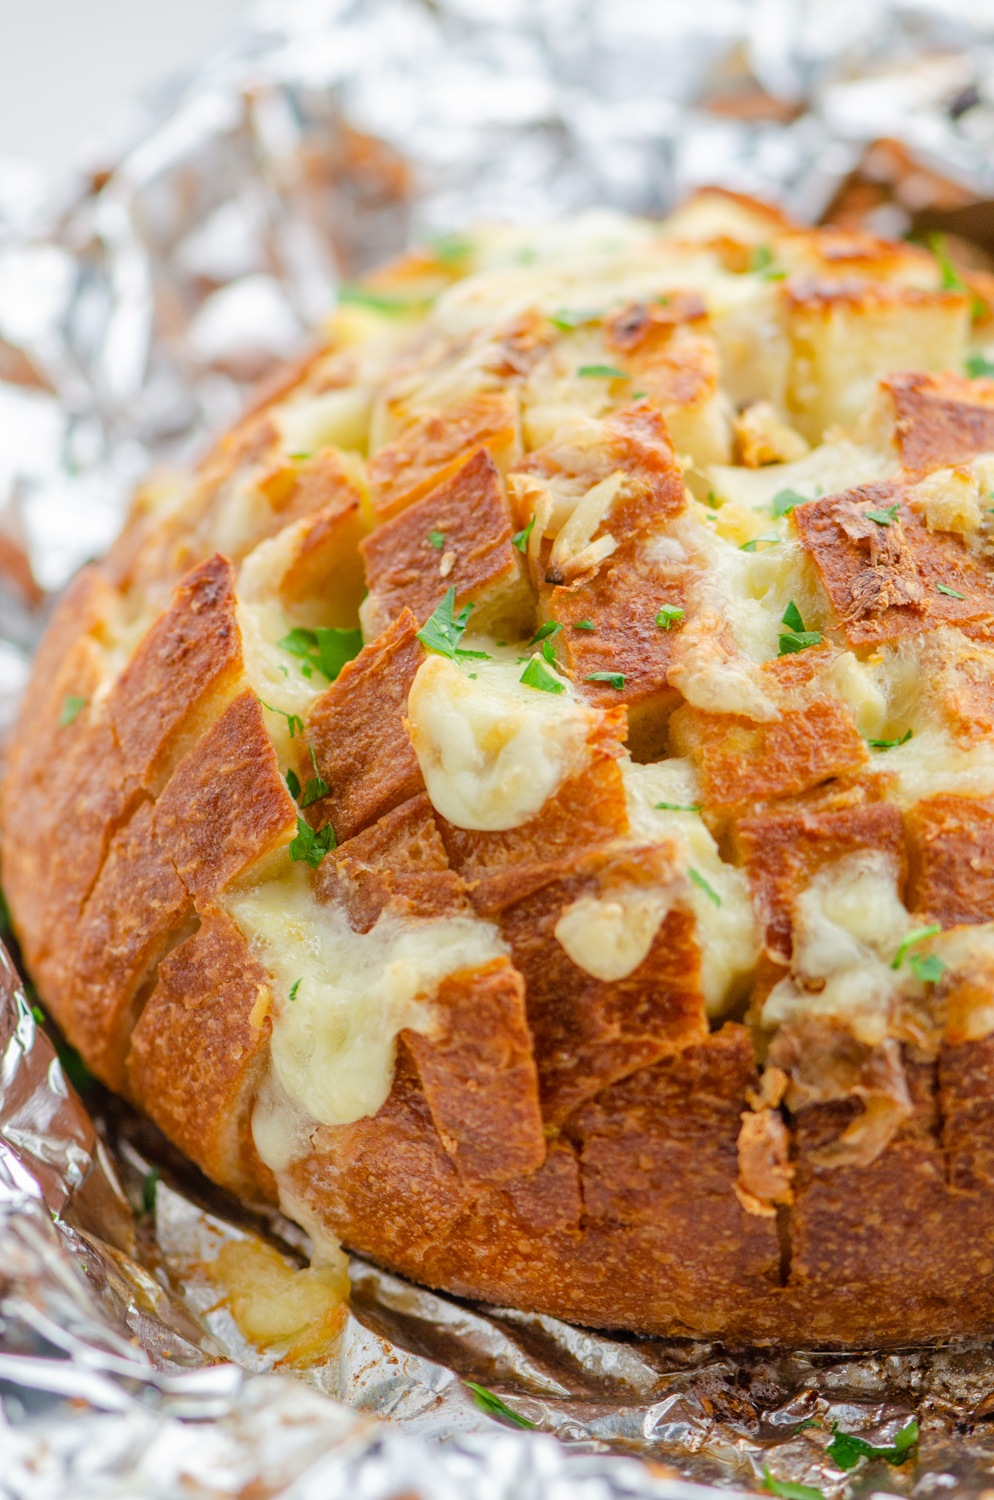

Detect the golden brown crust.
xmin=368 ymin=392 xmax=520 ymax=522
xmin=906 ymin=795 xmax=994 ymax=928
xmin=880 ymin=369 xmax=994 ymax=471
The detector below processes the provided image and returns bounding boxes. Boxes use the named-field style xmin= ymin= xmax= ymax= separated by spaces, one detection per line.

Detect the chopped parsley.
xmin=573 ymin=618 xmax=595 ymax=630
xmin=931 ymin=233 xmax=985 ymax=317
xmin=656 ymin=801 xmax=702 ymax=812
xmin=428 ymin=530 xmax=445 ymax=550
xmin=289 ymin=814 xmax=336 ymax=869
xmin=740 ymin=532 xmax=780 ymax=552
xmin=826 ymin=1418 xmax=918 ymax=1471
xmin=285 ymin=741 xmax=329 ymax=810
xmin=631 ymin=390 xmax=647 ymax=399
xmin=689 ymin=868 xmax=721 ymax=907
xmin=936 ymin=582 xmax=966 ymax=599
xmin=585 ymin=671 xmax=625 ymax=688
xmin=866 ymin=728 xmax=912 ymax=750
xmin=337 ymin=283 xmax=426 ymax=316
xmin=464 ymin=1381 xmax=535 ymax=1429
xmin=142 ymin=1168 xmax=159 ymax=1216
xmin=909 ymin=952 xmax=947 ymax=984
xmin=289 ymin=978 xmax=302 ymax=1003
xmin=550 ymin=307 xmax=599 ymax=331
xmin=512 ymin=514 xmax=536 ymax=553
xmin=771 ymin=488 xmax=807 ymax=519
xmin=865 ymin=502 xmax=900 ymax=526
xmin=762 ymin=1471 xmax=823 ymax=1500
xmin=577 ymin=363 xmax=628 ymax=380
xmin=778 ymin=601 xmax=822 ymax=655
xmin=276 ymin=627 xmax=363 ymax=684
xmin=967 ymin=353 xmax=994 ymax=378
xmin=30 ymin=1004 xmax=45 ymax=1025
xmin=417 ymin=588 xmax=488 ymax=661
xmin=750 ymin=245 xmax=773 ymax=272
xmin=892 ymin=924 xmax=941 ymax=971
xmin=59 ymin=694 xmax=87 ymax=726
xmin=656 ymin=604 xmax=685 ymax=629
xmin=520 ymin=656 xmax=565 ymax=694
xmin=260 ymin=700 xmax=305 ymax=739
xmin=529 ymin=621 xmax=562 ymax=646
xmin=429 ymin=232 xmax=473 ymax=266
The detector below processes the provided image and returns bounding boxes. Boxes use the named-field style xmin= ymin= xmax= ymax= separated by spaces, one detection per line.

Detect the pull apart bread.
xmin=13 ymin=188 xmax=994 ymax=1347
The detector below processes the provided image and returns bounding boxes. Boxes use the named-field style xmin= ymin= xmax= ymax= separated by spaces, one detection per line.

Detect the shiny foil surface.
xmin=5 ymin=2 xmax=994 ymax=1495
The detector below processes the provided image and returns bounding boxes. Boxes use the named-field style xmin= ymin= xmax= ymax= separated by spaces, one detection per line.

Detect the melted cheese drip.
xmin=407 ymin=654 xmax=599 ymax=831
xmin=554 ymin=884 xmax=677 ymax=982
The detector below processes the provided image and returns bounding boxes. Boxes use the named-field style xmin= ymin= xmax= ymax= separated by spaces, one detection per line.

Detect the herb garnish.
xmin=689 ymin=869 xmax=721 ymax=907
xmin=892 ymin=924 xmax=941 ymax=971
xmin=778 ymin=600 xmax=822 ymax=655
xmin=585 ymin=671 xmax=625 ymax=688
xmin=285 ymin=740 xmax=329 ymax=810
xmin=656 ymin=604 xmax=685 ymax=629
xmin=512 ymin=514 xmax=536 ymax=553
xmin=750 ymin=245 xmax=773 ymax=272
xmin=142 ymin=1168 xmax=159 ymax=1216
xmin=865 ymin=502 xmax=900 ymax=526
xmin=417 ymin=588 xmax=489 ymax=661
xmin=656 ymin=802 xmax=703 ymax=812
xmin=464 ymin=1381 xmax=535 ymax=1429
xmin=909 ymin=952 xmax=947 ymax=984
xmin=866 ymin=728 xmax=912 ymax=750
xmin=826 ymin=1418 xmax=918 ymax=1470
xmin=277 ymin=626 xmax=364 ymax=684
xmin=260 ymin=700 xmax=305 ymax=739
xmin=967 ymin=353 xmax=994 ymax=378
xmin=550 ymin=308 xmax=599 ymax=331
xmin=931 ymin=234 xmax=985 ymax=318
xmin=771 ymin=488 xmax=807 ymax=519
xmin=289 ymin=815 xmax=337 ymax=869
xmin=762 ymin=1470 xmax=824 ymax=1500
xmin=519 ymin=656 xmax=565 ymax=693
xmin=337 ymin=284 xmax=426 ymax=316
xmin=936 ymin=582 xmax=966 ymax=599
xmin=577 ymin=364 xmax=628 ymax=380
xmin=529 ymin=621 xmax=562 ymax=646
xmin=289 ymin=978 xmax=302 ymax=1003
xmin=428 ymin=530 xmax=445 ymax=550
xmin=573 ymin=618 xmax=595 ymax=630
xmin=741 ymin=532 xmax=780 ymax=552
xmin=59 ymin=694 xmax=87 ymax=726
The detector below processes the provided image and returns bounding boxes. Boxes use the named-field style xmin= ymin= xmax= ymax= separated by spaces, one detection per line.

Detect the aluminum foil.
xmin=8 ymin=0 xmax=994 ymax=1495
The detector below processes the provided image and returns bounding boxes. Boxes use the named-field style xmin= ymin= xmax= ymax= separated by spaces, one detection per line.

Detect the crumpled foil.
xmin=7 ymin=1 xmax=994 ymax=1495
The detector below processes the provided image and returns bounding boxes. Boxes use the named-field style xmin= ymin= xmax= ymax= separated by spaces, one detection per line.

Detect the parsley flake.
xmin=520 ymin=656 xmax=565 ymax=694
xmin=277 ymin=627 xmax=363 ymax=684
xmin=631 ymin=390 xmax=647 ymax=399
xmin=763 ymin=1470 xmax=824 ymax=1500
xmin=417 ymin=587 xmax=488 ymax=660
xmin=337 ymin=284 xmax=425 ymax=316
xmin=779 ymin=630 xmax=823 ymax=656
xmin=655 ymin=801 xmax=703 ymax=812
xmin=771 ymin=488 xmax=807 ymax=519
xmin=826 ymin=1418 xmax=918 ymax=1471
xmin=430 ymin=232 xmax=473 ymax=265
xmin=689 ymin=868 xmax=721 ymax=907
xmin=30 ymin=1004 xmax=45 ymax=1025
xmin=550 ymin=307 xmax=599 ymax=331
xmin=289 ymin=978 xmax=302 ymax=1003
xmin=892 ymin=924 xmax=941 ymax=971
xmin=59 ymin=694 xmax=87 ymax=727
xmin=464 ymin=1381 xmax=535 ymax=1429
xmin=740 ymin=532 xmax=780 ymax=552
xmin=967 ymin=353 xmax=994 ymax=378
xmin=573 ymin=618 xmax=595 ymax=630
xmin=577 ymin=363 xmax=628 ymax=380
xmin=865 ymin=502 xmax=900 ymax=526
xmin=782 ymin=600 xmax=804 ymax=633
xmin=260 ymin=700 xmax=305 ymax=739
xmin=585 ymin=671 xmax=625 ymax=688
xmin=866 ymin=728 xmax=912 ymax=750
xmin=750 ymin=245 xmax=773 ymax=272
xmin=142 ymin=1168 xmax=159 ymax=1216
xmin=529 ymin=620 xmax=562 ymax=646
xmin=936 ymin=582 xmax=966 ymax=599
xmin=428 ymin=530 xmax=445 ymax=550
xmin=285 ymin=768 xmax=301 ymax=800
xmin=512 ymin=515 xmax=536 ymax=554
xmin=656 ymin=605 xmax=685 ymax=629
xmin=289 ymin=814 xmax=336 ymax=869
xmin=909 ymin=952 xmax=947 ymax=984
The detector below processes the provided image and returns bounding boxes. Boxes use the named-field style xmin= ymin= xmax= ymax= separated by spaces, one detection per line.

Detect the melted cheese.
xmin=229 ymin=862 xmax=507 ymax=1130
xmin=274 ymin=388 xmax=372 ymax=456
xmin=707 ymin=435 xmax=893 ymax=513
xmin=622 ymin=760 xmax=760 ymax=1013
xmin=554 ymin=884 xmax=676 ymax=982
xmin=407 ymin=654 xmax=599 ymax=831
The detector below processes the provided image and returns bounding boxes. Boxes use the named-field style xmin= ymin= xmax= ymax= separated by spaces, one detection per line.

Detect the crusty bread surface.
xmin=11 ymin=190 xmax=994 ymax=1344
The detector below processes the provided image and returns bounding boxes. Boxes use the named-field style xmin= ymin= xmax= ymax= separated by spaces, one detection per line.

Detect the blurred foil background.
xmin=8 ymin=0 xmax=994 ymax=1494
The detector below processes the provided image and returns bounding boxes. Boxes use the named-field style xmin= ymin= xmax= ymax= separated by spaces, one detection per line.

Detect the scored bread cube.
xmin=108 ymin=554 xmax=246 ymax=794
xmin=239 ymin=492 xmax=368 ymax=628
xmin=669 ymin=650 xmax=868 ymax=810
xmin=784 ymin=281 xmax=970 ymax=442
xmin=403 ymin=957 xmax=545 ymax=1184
xmin=907 ymin=795 xmax=994 ymax=928
xmin=736 ymin=800 xmax=906 ymax=962
xmin=153 ymin=689 xmax=298 ymax=899
xmin=360 ymin=449 xmax=532 ymax=641
xmin=794 ymin=484 xmax=994 ymax=646
xmin=875 ymin=370 xmax=994 ymax=473
xmin=126 ymin=903 xmax=276 ymax=1195
xmin=368 ymin=391 xmax=520 ymax=522
xmin=307 ymin=609 xmax=426 ymax=844
xmin=51 ymin=801 xmax=192 ymax=1093
xmin=539 ymin=542 xmax=692 ymax=762
xmin=938 ymin=1034 xmax=994 ymax=1192
xmin=315 ymin=793 xmax=468 ymax=932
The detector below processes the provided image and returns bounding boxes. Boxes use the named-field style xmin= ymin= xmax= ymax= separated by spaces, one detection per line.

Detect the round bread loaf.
xmin=9 ymin=189 xmax=994 ymax=1346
